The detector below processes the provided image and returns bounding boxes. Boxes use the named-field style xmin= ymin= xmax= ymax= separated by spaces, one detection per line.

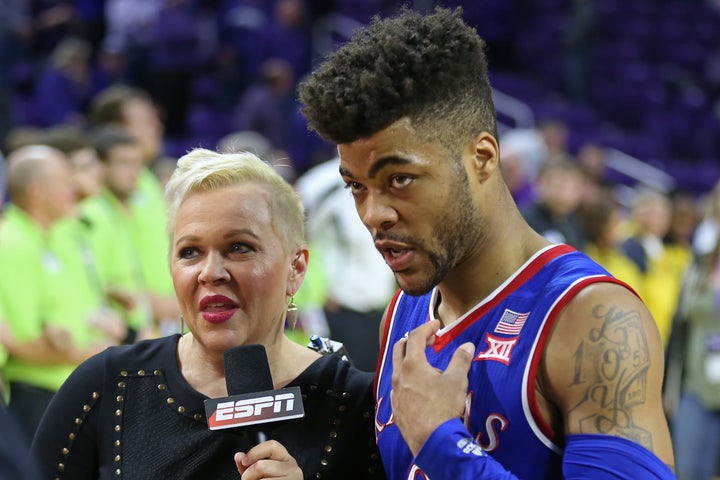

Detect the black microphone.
xmin=224 ymin=344 xmax=274 ymax=394
xmin=223 ymin=344 xmax=273 ymax=443
xmin=204 ymin=344 xmax=305 ymax=444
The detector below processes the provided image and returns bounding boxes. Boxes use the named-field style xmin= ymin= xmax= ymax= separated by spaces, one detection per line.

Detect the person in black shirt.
xmin=31 ymin=148 xmax=385 ymax=480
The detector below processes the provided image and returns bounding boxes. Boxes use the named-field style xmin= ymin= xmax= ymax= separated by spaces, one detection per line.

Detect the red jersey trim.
xmin=526 ymin=276 xmax=638 ymax=446
xmin=432 ymin=244 xmax=576 ymax=352
xmin=375 ymin=288 xmax=404 ymax=399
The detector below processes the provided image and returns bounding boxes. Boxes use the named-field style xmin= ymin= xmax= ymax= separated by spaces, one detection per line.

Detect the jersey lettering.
xmin=407 ymin=464 xmax=429 ymax=479
xmin=477 ymin=413 xmax=509 ymax=452
xmin=375 ymin=395 xmax=394 ymax=433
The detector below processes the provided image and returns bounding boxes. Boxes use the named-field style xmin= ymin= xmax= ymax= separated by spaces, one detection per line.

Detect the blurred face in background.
xmin=537 ymin=164 xmax=585 ymax=217
xmin=668 ymin=194 xmax=700 ymax=245
xmin=37 ymin=152 xmax=78 ymax=223
xmin=122 ymin=98 xmax=163 ymax=163
xmin=68 ymin=147 xmax=104 ymax=200
xmin=500 ymin=149 xmax=529 ymax=193
xmin=103 ymin=143 xmax=143 ymax=202
xmin=601 ymin=207 xmax=624 ymax=247
xmin=634 ymin=196 xmax=672 ymax=238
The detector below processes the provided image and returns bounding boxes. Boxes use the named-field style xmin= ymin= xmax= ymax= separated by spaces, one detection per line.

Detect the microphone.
xmin=204 ymin=344 xmax=305 ymax=444
xmin=224 ymin=344 xmax=273 ymax=394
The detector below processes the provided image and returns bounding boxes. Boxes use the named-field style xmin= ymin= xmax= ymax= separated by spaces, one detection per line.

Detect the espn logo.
xmin=205 ymin=386 xmax=305 ymax=430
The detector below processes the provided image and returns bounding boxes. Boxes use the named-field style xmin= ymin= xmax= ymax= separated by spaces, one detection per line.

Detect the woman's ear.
xmin=287 ymin=246 xmax=309 ymax=295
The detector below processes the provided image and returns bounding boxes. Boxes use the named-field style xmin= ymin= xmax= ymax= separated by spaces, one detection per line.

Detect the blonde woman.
xmin=31 ymin=149 xmax=385 ymax=479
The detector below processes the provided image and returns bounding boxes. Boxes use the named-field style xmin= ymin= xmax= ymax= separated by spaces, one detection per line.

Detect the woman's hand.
xmin=234 ymin=440 xmax=302 ymax=479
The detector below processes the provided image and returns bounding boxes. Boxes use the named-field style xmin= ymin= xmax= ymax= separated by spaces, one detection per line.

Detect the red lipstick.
xmin=199 ymin=295 xmax=239 ymax=324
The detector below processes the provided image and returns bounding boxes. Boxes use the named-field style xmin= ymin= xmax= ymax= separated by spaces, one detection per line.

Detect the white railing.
xmin=603 ymin=147 xmax=676 ymax=193
xmin=492 ymin=88 xmax=536 ymax=135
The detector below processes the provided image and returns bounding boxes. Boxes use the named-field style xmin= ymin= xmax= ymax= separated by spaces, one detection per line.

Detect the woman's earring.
xmin=286 ymin=296 xmax=298 ymax=330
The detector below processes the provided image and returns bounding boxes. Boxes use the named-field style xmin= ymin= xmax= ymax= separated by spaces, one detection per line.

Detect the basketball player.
xmin=298 ymin=7 xmax=675 ymax=479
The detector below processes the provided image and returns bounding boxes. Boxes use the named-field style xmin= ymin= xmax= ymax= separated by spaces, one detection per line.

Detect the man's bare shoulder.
xmin=538 ymin=281 xmax=674 ymax=463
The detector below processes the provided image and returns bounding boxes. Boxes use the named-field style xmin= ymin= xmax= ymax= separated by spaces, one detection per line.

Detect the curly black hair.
xmin=298 ymin=7 xmax=497 ymax=150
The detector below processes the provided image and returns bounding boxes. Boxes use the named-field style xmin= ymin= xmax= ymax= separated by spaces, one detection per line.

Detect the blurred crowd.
xmin=2 ymin=0 xmax=485 ymax=177
xmin=1 ymin=0 xmax=720 ymax=477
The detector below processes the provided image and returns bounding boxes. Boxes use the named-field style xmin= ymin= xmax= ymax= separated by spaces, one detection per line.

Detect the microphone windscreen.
xmin=223 ymin=344 xmax=273 ymax=395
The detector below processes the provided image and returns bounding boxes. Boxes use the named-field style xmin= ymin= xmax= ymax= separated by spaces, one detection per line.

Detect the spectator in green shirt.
xmin=89 ymin=85 xmax=180 ymax=333
xmin=41 ymin=125 xmax=128 ymax=342
xmin=0 ymin=145 xmax=119 ymax=438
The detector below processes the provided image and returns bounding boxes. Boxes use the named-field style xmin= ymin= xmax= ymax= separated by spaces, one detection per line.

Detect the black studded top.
xmin=31 ymin=334 xmax=386 ymax=480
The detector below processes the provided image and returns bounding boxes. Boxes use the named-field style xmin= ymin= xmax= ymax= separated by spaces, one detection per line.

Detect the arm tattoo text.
xmin=567 ymin=304 xmax=652 ymax=449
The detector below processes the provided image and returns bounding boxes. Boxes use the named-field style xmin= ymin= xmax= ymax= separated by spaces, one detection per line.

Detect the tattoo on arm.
xmin=567 ymin=304 xmax=653 ymax=449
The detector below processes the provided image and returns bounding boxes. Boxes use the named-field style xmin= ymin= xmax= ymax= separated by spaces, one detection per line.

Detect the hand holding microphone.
xmin=234 ymin=440 xmax=302 ymax=480
xmin=204 ymin=344 xmax=305 ymax=478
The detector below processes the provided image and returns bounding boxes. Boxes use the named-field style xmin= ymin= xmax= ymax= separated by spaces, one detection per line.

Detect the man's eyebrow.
xmin=338 ymin=165 xmax=353 ymax=178
xmin=339 ymin=156 xmax=413 ymax=180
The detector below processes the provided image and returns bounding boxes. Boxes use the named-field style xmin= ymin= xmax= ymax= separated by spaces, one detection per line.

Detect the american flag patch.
xmin=494 ymin=309 xmax=529 ymax=335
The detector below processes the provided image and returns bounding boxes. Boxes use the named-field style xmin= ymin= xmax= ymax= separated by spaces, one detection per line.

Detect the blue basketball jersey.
xmin=375 ymin=244 xmax=633 ymax=479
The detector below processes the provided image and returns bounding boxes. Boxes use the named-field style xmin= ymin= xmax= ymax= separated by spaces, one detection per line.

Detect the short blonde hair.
xmin=164 ymin=148 xmax=305 ymax=253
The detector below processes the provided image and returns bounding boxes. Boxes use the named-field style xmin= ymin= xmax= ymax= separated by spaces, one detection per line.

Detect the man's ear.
xmin=470 ymin=132 xmax=500 ymax=182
